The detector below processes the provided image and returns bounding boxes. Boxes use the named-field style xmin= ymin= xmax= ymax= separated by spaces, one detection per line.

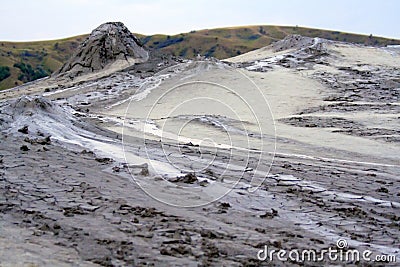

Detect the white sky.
xmin=1 ymin=0 xmax=399 ymax=41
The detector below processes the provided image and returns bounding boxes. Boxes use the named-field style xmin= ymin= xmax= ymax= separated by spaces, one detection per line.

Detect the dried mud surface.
xmin=1 ymin=35 xmax=399 ymax=266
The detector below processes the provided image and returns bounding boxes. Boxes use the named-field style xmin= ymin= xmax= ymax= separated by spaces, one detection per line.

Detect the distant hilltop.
xmin=1 ymin=24 xmax=399 ymax=90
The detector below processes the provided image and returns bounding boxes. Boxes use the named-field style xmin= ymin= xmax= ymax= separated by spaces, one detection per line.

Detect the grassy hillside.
xmin=0 ymin=35 xmax=86 ymax=89
xmin=1 ymin=25 xmax=399 ymax=90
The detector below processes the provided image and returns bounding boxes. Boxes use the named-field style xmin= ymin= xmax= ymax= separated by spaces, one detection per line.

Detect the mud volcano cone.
xmin=54 ymin=22 xmax=148 ymax=78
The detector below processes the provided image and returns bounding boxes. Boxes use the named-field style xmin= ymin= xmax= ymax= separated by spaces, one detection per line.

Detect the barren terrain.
xmin=0 ymin=28 xmax=399 ymax=266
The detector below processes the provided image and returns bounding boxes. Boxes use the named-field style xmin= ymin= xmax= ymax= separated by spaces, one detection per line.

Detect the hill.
xmin=1 ymin=25 xmax=399 ymax=90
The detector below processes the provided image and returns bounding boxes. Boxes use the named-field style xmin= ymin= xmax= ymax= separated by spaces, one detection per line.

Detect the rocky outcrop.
xmin=243 ymin=34 xmax=331 ymax=71
xmin=272 ymin=34 xmax=329 ymax=52
xmin=54 ymin=22 xmax=148 ymax=78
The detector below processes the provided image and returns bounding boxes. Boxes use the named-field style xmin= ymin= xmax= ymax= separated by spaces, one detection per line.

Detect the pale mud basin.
xmin=1 ymin=41 xmax=400 ymax=266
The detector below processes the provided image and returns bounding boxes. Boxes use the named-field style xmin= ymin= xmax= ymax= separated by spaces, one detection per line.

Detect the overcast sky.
xmin=1 ymin=0 xmax=399 ymax=41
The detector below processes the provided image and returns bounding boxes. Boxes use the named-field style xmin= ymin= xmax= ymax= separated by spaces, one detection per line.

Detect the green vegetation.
xmin=0 ymin=66 xmax=10 ymax=81
xmin=0 ymin=25 xmax=399 ymax=90
xmin=0 ymin=35 xmax=83 ymax=90
xmin=13 ymin=62 xmax=48 ymax=82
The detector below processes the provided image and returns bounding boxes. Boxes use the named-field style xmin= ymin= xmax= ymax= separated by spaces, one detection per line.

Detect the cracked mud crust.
xmin=0 ymin=31 xmax=399 ymax=266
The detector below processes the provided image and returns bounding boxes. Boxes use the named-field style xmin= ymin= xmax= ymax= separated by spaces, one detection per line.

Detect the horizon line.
xmin=1 ymin=23 xmax=399 ymax=43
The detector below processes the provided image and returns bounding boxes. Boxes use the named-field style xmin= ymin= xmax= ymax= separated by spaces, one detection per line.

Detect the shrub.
xmin=140 ymin=36 xmax=152 ymax=45
xmin=179 ymin=47 xmax=188 ymax=57
xmin=247 ymin=34 xmax=261 ymax=41
xmin=156 ymin=37 xmax=184 ymax=49
xmin=204 ymin=46 xmax=217 ymax=57
xmin=0 ymin=66 xmax=10 ymax=81
xmin=13 ymin=62 xmax=48 ymax=82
